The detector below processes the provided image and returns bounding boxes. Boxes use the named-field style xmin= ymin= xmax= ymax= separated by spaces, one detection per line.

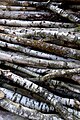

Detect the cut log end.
xmin=0 ymin=90 xmax=5 ymax=99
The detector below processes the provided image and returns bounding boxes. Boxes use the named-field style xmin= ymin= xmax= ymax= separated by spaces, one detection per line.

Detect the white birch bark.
xmin=0 ymin=98 xmax=63 ymax=120
xmin=0 ymin=61 xmax=40 ymax=78
xmin=0 ymin=33 xmax=80 ymax=60
xmin=0 ymin=69 xmax=79 ymax=120
xmin=42 ymin=68 xmax=80 ymax=81
xmin=47 ymin=3 xmax=80 ymax=23
xmin=0 ymin=5 xmax=36 ymax=11
xmin=4 ymin=0 xmax=80 ymax=22
xmin=0 ymin=40 xmax=71 ymax=61
xmin=0 ymin=51 xmax=80 ymax=68
xmin=0 ymin=26 xmax=75 ymax=34
xmin=0 ymin=19 xmax=76 ymax=27
xmin=0 ymin=87 xmax=79 ymax=111
xmin=48 ymin=79 xmax=80 ymax=93
xmin=26 ymin=67 xmax=51 ymax=74
xmin=0 ymin=10 xmax=54 ymax=20
xmin=0 ymin=87 xmax=54 ymax=113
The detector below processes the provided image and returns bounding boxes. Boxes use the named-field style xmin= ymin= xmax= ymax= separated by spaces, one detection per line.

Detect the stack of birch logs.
xmin=0 ymin=0 xmax=80 ymax=120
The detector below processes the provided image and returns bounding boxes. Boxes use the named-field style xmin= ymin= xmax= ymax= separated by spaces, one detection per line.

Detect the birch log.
xmin=46 ymin=3 xmax=80 ymax=23
xmin=1 ymin=83 xmax=47 ymax=103
xmin=0 ymin=87 xmax=54 ymax=113
xmin=47 ymin=83 xmax=80 ymax=101
xmin=0 ymin=51 xmax=80 ymax=68
xmin=0 ymin=40 xmax=72 ymax=61
xmin=0 ymin=0 xmax=80 ymax=119
xmin=48 ymin=79 xmax=80 ymax=93
xmin=2 ymin=28 xmax=80 ymax=49
xmin=1 ymin=80 xmax=80 ymax=110
xmin=0 ymin=69 xmax=78 ymax=120
xmin=67 ymin=83 xmax=80 ymax=91
xmin=1 ymin=62 xmax=80 ymax=102
xmin=0 ymin=98 xmax=63 ymax=120
xmin=0 ymin=5 xmax=36 ymax=11
xmin=68 ymin=5 xmax=80 ymax=10
xmin=0 ymin=38 xmax=78 ymax=63
xmin=0 ymin=10 xmax=56 ymax=20
xmin=0 ymin=19 xmax=76 ymax=27
xmin=22 ymin=77 xmax=80 ymax=102
xmin=42 ymin=68 xmax=80 ymax=81
xmin=0 ymin=33 xmax=80 ymax=60
xmin=22 ymin=1 xmax=80 ymax=23
xmin=2 ymin=0 xmax=80 ymax=6
xmin=4 ymin=0 xmax=80 ymax=23
xmin=0 ymin=3 xmax=61 ymax=11
xmin=26 ymin=67 xmax=51 ymax=74
xmin=0 ymin=26 xmax=75 ymax=34
xmin=64 ymin=74 xmax=80 ymax=84
xmin=0 ymin=87 xmax=79 ymax=111
xmin=3 ymin=68 xmax=78 ymax=100
xmin=0 ymin=61 xmax=41 ymax=78
xmin=1 ymin=27 xmax=80 ymax=49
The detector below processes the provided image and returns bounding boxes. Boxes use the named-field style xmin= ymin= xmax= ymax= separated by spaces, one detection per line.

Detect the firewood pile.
xmin=0 ymin=0 xmax=80 ymax=120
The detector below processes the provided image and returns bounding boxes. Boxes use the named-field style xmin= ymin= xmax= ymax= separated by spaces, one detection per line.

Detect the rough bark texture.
xmin=0 ymin=0 xmax=80 ymax=120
